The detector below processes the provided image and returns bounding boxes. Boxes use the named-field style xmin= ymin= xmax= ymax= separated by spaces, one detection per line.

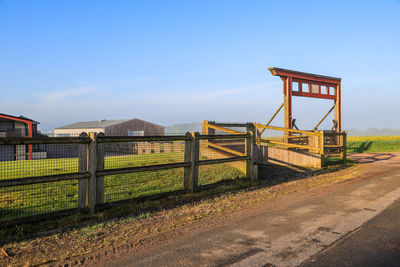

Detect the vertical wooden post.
xmin=334 ymin=83 xmax=341 ymax=133
xmin=319 ymin=130 xmax=325 ymax=167
xmin=283 ymin=77 xmax=293 ymax=141
xmin=184 ymin=132 xmax=199 ymax=192
xmin=246 ymin=123 xmax=259 ymax=179
xmin=184 ymin=132 xmax=192 ymax=191
xmin=202 ymin=120 xmax=208 ymax=135
xmin=96 ymin=133 xmax=105 ymax=205
xmin=88 ymin=132 xmax=97 ymax=213
xmin=341 ymin=131 xmax=347 ymax=161
xmin=246 ymin=131 xmax=256 ymax=182
xmin=78 ymin=132 xmax=88 ymax=210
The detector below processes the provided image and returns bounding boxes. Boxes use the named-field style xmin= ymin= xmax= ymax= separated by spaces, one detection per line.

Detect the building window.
xmin=128 ymin=130 xmax=144 ymax=136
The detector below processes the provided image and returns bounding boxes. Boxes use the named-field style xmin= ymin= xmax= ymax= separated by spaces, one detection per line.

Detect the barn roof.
xmin=56 ymin=119 xmax=165 ymax=129
xmin=56 ymin=119 xmax=131 ymax=129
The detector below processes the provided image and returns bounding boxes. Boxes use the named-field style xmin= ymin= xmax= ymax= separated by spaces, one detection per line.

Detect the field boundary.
xmin=0 ymin=132 xmax=258 ymax=224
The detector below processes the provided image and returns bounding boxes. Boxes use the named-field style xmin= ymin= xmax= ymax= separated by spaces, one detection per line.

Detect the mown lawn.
xmin=0 ymin=152 xmax=245 ymax=222
xmin=347 ymin=136 xmax=400 ymax=153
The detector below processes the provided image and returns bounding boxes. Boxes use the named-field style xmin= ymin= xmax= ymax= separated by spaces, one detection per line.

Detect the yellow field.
xmin=348 ymin=136 xmax=400 ymax=142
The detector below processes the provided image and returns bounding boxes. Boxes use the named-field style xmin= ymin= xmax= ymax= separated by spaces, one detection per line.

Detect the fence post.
xmin=96 ymin=132 xmax=105 ymax=205
xmin=88 ymin=132 xmax=97 ymax=213
xmin=341 ymin=131 xmax=347 ymax=161
xmin=78 ymin=132 xmax=88 ymax=210
xmin=246 ymin=131 xmax=256 ymax=182
xmin=184 ymin=132 xmax=199 ymax=192
xmin=319 ymin=130 xmax=325 ymax=167
xmin=246 ymin=123 xmax=259 ymax=179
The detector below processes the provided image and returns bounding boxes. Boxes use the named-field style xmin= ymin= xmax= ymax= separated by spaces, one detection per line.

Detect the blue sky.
xmin=1 ymin=0 xmax=399 ymax=132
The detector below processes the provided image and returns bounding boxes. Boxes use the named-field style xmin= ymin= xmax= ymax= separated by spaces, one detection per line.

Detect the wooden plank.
xmin=207 ymin=122 xmax=251 ymax=127
xmin=88 ymin=132 xmax=97 ymax=213
xmin=78 ymin=133 xmax=88 ymax=209
xmin=0 ymin=172 xmax=90 ymax=188
xmin=184 ymin=132 xmax=193 ymax=192
xmin=261 ymin=139 xmax=320 ymax=153
xmin=206 ymin=142 xmax=245 ymax=157
xmin=205 ymin=124 xmax=243 ymax=135
xmin=196 ymin=156 xmax=249 ymax=166
xmin=96 ymin=133 xmax=105 ymax=205
xmin=190 ymin=132 xmax=199 ymax=191
xmin=197 ymin=134 xmax=248 ymax=140
xmin=0 ymin=137 xmax=91 ymax=145
xmin=96 ymin=162 xmax=191 ymax=176
xmin=246 ymin=132 xmax=255 ymax=182
xmin=255 ymin=124 xmax=320 ymax=136
xmin=97 ymin=135 xmax=189 ymax=143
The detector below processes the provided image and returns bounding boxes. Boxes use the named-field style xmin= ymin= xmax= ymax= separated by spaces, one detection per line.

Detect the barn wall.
xmin=105 ymin=119 xmax=165 ymax=136
xmin=54 ymin=128 xmax=104 ymax=136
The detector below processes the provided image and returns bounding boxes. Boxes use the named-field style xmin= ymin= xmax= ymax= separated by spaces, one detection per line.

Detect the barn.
xmin=54 ymin=118 xmax=165 ymax=137
xmin=0 ymin=113 xmax=42 ymax=161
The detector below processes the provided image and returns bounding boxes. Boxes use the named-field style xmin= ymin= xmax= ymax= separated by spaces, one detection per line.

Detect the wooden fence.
xmin=0 ymin=132 xmax=257 ymax=223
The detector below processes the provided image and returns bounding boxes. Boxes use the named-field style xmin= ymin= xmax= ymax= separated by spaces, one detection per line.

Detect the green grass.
xmin=347 ymin=136 xmax=400 ymax=153
xmin=0 ymin=152 xmax=245 ymax=222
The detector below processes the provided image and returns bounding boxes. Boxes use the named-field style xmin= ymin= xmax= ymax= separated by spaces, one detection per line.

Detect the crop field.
xmin=347 ymin=136 xmax=400 ymax=153
xmin=0 ymin=152 xmax=245 ymax=222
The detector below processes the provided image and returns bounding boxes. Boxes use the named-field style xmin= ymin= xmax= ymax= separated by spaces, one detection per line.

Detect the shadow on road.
xmin=349 ymin=153 xmax=395 ymax=164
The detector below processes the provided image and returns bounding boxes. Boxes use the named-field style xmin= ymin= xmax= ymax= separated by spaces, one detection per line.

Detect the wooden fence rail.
xmin=0 ymin=132 xmax=258 ymax=221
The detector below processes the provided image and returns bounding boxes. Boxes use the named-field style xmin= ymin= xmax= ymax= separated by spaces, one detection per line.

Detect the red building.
xmin=0 ymin=113 xmax=40 ymax=160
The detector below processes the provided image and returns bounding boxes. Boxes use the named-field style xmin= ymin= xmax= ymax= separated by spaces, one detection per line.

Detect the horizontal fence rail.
xmin=0 ymin=131 xmax=258 ymax=224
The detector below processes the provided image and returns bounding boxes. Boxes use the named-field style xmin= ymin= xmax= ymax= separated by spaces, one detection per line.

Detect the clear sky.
xmin=1 ymin=0 xmax=399 ymax=132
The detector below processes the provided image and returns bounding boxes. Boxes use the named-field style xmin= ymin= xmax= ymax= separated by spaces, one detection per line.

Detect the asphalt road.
xmin=94 ymin=153 xmax=400 ymax=267
xmin=301 ymin=198 xmax=400 ymax=267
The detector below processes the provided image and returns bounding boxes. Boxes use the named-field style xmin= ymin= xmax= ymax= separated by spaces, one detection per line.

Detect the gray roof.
xmin=0 ymin=113 xmax=40 ymax=124
xmin=56 ymin=119 xmax=131 ymax=129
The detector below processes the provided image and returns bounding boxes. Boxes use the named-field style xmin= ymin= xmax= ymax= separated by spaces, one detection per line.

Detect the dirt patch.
xmin=1 ymin=153 xmax=399 ymax=267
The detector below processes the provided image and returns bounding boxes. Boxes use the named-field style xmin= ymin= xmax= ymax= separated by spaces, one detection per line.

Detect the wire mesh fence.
xmin=104 ymin=168 xmax=185 ymax=203
xmin=0 ymin=131 xmax=255 ymax=223
xmin=104 ymin=141 xmax=185 ymax=169
xmin=102 ymin=139 xmax=186 ymax=202
xmin=0 ymin=137 xmax=84 ymax=222
xmin=0 ymin=180 xmax=79 ymax=222
xmin=198 ymin=136 xmax=246 ymax=186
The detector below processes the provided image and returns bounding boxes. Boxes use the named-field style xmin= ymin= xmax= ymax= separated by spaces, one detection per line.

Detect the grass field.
xmin=347 ymin=136 xmax=400 ymax=153
xmin=0 ymin=152 xmax=245 ymax=222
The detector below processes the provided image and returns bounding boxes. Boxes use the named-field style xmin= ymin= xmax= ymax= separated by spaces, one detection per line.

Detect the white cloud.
xmin=41 ymin=87 xmax=97 ymax=103
xmin=193 ymin=82 xmax=280 ymax=100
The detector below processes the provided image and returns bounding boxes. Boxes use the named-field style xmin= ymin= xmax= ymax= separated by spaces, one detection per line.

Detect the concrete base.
xmin=258 ymin=145 xmax=323 ymax=169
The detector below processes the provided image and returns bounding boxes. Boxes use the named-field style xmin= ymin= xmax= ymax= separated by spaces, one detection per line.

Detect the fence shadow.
xmin=347 ymin=141 xmax=373 ymax=153
xmin=349 ymin=153 xmax=395 ymax=164
xmin=0 ymin=160 xmax=353 ymax=245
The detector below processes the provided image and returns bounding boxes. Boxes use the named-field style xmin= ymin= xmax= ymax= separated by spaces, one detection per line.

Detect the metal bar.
xmin=313 ymin=105 xmax=335 ymax=130
xmin=196 ymin=156 xmax=249 ymax=166
xmin=0 ymin=172 xmax=91 ymax=188
xmin=206 ymin=142 xmax=246 ymax=157
xmin=96 ymin=162 xmax=191 ymax=176
xmin=97 ymin=135 xmax=189 ymax=143
xmin=0 ymin=137 xmax=91 ymax=145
